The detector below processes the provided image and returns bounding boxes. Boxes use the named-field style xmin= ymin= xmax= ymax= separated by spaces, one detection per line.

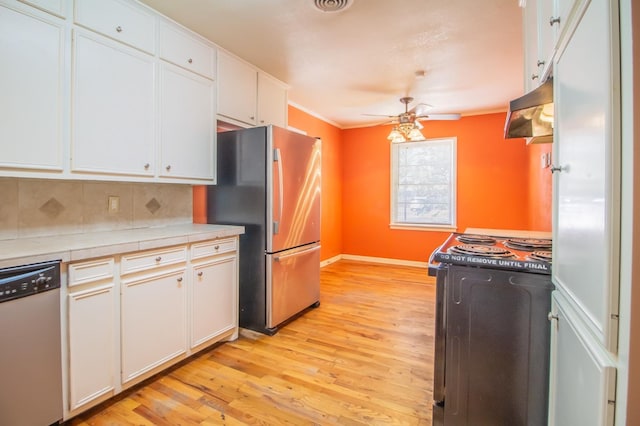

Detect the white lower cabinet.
xmin=121 ymin=268 xmax=187 ymax=384
xmin=66 ymin=258 xmax=117 ymax=415
xmin=548 ymin=292 xmax=617 ymax=426
xmin=191 ymin=253 xmax=238 ymax=348
xmin=64 ymin=237 xmax=240 ymax=419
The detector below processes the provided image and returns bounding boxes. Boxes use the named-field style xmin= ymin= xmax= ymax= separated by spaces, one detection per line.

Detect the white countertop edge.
xmin=0 ymin=224 xmax=245 ymax=268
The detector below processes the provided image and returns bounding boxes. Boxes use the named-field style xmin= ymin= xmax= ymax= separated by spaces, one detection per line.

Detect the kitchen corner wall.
xmin=0 ymin=178 xmax=193 ymax=241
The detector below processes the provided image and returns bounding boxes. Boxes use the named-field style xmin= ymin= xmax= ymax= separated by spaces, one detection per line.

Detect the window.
xmin=390 ymin=137 xmax=456 ymax=228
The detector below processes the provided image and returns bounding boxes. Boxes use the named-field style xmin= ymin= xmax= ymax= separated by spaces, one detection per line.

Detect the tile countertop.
xmin=0 ymin=224 xmax=245 ymax=268
xmin=465 ymin=228 xmax=552 ymax=239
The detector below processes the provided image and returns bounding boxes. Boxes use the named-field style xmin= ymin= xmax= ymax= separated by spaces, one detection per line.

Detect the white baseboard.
xmin=323 ymin=254 xmax=427 ymax=268
xmin=320 ymin=254 xmax=342 ymax=268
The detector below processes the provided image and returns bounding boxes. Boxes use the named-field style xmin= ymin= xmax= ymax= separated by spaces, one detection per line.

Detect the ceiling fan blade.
xmin=362 ymin=113 xmax=398 ymax=118
xmin=408 ymin=103 xmax=433 ymax=116
xmin=417 ymin=113 xmax=461 ymax=121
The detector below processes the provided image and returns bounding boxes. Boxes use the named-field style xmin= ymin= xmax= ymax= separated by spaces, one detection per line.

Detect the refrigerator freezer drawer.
xmin=267 ymin=243 xmax=321 ymax=329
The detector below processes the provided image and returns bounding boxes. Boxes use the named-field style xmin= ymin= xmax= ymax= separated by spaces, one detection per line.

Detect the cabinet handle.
xmin=188 ymin=58 xmax=193 ymax=64
xmin=177 ymin=277 xmax=183 ymax=282
xmin=214 ymin=245 xmax=220 ymax=250
xmin=197 ymin=271 xmax=203 ymax=277
xmin=537 ymin=60 xmax=545 ymax=67
xmin=166 ymin=165 xmax=171 ymax=171
xmin=144 ymin=163 xmax=150 ymax=170
xmin=155 ymin=256 xmax=162 ymax=262
xmin=116 ymin=26 xmax=123 ymax=33
xmin=531 ymin=74 xmax=539 ymax=80
xmin=260 ymin=120 xmax=265 ymax=124
xmin=550 ymin=164 xmax=567 ymax=173
xmin=549 ymin=16 xmax=560 ymax=26
xmin=548 ymin=312 xmax=559 ymax=321
xmin=250 ymin=116 xmax=255 ymax=120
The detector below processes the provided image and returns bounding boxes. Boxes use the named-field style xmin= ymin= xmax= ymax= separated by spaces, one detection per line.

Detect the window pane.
xmin=391 ymin=138 xmax=456 ymax=227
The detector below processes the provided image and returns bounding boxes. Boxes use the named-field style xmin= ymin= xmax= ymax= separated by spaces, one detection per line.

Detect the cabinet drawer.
xmin=68 ymin=258 xmax=115 ymax=287
xmin=159 ymin=22 xmax=214 ymax=79
xmin=191 ymin=238 xmax=237 ymax=260
xmin=74 ymin=0 xmax=155 ymax=54
xmin=121 ymin=246 xmax=187 ymax=275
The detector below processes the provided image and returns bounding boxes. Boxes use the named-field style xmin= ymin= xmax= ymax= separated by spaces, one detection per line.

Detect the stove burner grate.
xmin=528 ymin=251 xmax=552 ymax=262
xmin=504 ymin=238 xmax=552 ymax=252
xmin=448 ymin=244 xmax=516 ymax=259
xmin=456 ymin=234 xmax=497 ymax=245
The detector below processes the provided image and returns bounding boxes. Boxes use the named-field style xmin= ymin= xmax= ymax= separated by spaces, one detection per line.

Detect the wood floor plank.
xmin=69 ymin=260 xmax=435 ymax=425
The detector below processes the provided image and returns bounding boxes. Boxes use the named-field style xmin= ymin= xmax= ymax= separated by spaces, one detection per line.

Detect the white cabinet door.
xmin=158 ymin=22 xmax=214 ymax=79
xmin=191 ymin=255 xmax=237 ymax=348
xmin=523 ymin=0 xmax=541 ymax=90
xmin=121 ymin=269 xmax=186 ymax=383
xmin=68 ymin=284 xmax=116 ymax=411
xmin=18 ymin=0 xmax=65 ymax=17
xmin=74 ymin=0 xmax=155 ymax=54
xmin=159 ymin=63 xmax=215 ymax=181
xmin=0 ymin=6 xmax=65 ymax=171
xmin=217 ymin=50 xmax=257 ymax=126
xmin=257 ymin=72 xmax=287 ymax=128
xmin=72 ymin=30 xmax=155 ymax=177
xmin=552 ymin=0 xmax=620 ymax=350
xmin=548 ymin=293 xmax=616 ymax=426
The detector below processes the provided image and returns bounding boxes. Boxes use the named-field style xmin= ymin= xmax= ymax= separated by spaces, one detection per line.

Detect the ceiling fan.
xmin=365 ymin=96 xmax=461 ymax=142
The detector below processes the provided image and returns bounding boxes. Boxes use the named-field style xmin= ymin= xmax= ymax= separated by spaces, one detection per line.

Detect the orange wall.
xmin=287 ymin=106 xmax=344 ymax=262
xmin=527 ymin=143 xmax=553 ymax=231
xmin=194 ymin=111 xmax=550 ymax=264
xmin=341 ymin=112 xmax=531 ymax=262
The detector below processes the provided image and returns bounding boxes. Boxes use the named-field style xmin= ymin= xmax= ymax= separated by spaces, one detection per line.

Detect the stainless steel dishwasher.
xmin=0 ymin=260 xmax=63 ymax=426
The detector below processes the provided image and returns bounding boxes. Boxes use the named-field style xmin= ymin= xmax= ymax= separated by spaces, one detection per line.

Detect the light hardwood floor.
xmin=69 ymin=260 xmax=436 ymax=425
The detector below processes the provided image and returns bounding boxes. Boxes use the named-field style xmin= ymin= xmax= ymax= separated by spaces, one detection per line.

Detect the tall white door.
xmin=550 ymin=0 xmax=620 ymax=423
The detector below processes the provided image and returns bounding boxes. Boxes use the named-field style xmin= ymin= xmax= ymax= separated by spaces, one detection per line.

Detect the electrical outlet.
xmin=108 ymin=196 xmax=120 ymax=213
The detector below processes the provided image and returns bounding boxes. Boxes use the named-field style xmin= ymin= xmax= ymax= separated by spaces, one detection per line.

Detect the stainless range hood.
xmin=504 ymin=78 xmax=554 ymax=144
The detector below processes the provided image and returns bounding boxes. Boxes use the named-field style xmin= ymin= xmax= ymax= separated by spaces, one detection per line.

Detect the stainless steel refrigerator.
xmin=207 ymin=125 xmax=321 ymax=334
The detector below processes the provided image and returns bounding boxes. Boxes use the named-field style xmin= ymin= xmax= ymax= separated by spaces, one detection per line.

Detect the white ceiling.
xmin=138 ymin=0 xmax=524 ymax=128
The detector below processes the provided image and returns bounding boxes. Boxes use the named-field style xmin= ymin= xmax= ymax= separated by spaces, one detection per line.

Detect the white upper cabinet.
xmin=74 ymin=0 xmax=155 ymax=54
xmin=523 ymin=0 xmax=541 ymax=90
xmin=0 ymin=5 xmax=65 ymax=172
xmin=18 ymin=0 xmax=64 ymax=17
xmin=258 ymin=72 xmax=288 ymax=128
xmin=522 ymin=0 xmax=584 ymax=86
xmin=159 ymin=21 xmax=214 ymax=79
xmin=159 ymin=62 xmax=215 ymax=181
xmin=71 ymin=30 xmax=155 ymax=177
xmin=0 ymin=0 xmax=288 ymax=183
xmin=217 ymin=49 xmax=258 ymax=126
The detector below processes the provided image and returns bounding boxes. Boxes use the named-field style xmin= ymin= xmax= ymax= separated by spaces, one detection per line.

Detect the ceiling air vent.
xmin=313 ymin=0 xmax=353 ymax=13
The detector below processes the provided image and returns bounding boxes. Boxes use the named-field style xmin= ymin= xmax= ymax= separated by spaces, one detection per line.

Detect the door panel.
xmin=552 ymin=0 xmax=620 ymax=350
xmin=549 ymin=292 xmax=616 ymax=426
xmin=267 ymin=243 xmax=320 ymax=328
xmin=268 ymin=126 xmax=321 ymax=252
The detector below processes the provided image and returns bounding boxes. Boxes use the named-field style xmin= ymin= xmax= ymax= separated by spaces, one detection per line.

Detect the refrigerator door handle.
xmin=273 ymin=148 xmax=284 ymax=235
xmin=274 ymin=244 xmax=321 ymax=262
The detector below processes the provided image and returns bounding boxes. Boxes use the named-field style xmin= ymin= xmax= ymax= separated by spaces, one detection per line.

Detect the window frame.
xmin=389 ymin=137 xmax=457 ymax=231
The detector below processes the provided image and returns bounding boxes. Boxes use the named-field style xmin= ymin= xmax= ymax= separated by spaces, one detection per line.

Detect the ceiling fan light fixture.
xmin=387 ymin=127 xmax=405 ymax=143
xmin=388 ymin=123 xmax=425 ymax=143
xmin=312 ymin=0 xmax=353 ymax=13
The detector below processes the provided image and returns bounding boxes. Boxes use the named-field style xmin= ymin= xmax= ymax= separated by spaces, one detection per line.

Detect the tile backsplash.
xmin=0 ymin=178 xmax=193 ymax=240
